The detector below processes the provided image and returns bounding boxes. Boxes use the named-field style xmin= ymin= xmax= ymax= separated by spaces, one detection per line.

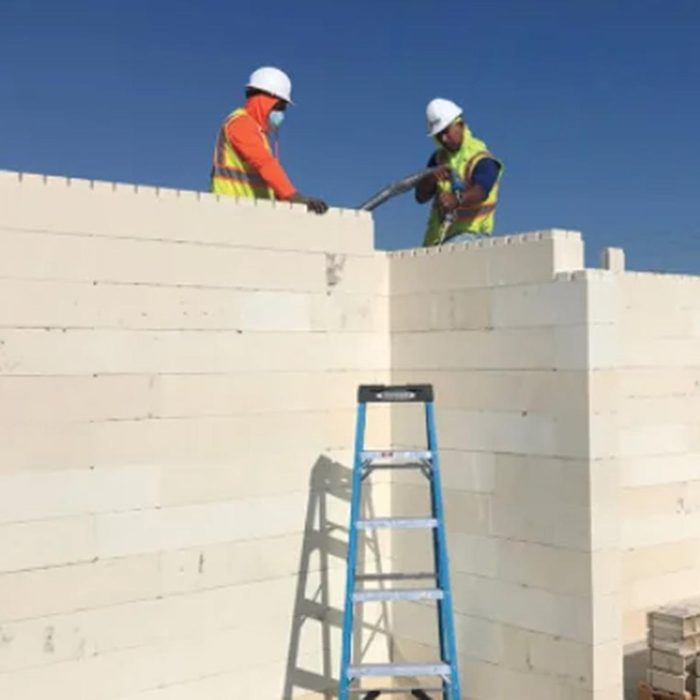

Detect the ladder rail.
xmin=426 ymin=400 xmax=462 ymax=700
xmin=339 ymin=401 xmax=367 ymax=700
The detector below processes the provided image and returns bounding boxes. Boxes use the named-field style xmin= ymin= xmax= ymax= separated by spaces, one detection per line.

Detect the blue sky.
xmin=1 ymin=0 xmax=698 ymax=272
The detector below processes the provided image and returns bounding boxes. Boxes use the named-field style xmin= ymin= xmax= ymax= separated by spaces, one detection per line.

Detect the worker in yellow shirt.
xmin=415 ymin=98 xmax=503 ymax=245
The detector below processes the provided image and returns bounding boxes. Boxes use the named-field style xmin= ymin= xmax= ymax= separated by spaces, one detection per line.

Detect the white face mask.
xmin=268 ymin=110 xmax=285 ymax=130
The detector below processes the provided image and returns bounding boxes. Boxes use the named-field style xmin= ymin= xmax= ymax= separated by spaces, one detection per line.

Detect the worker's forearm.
xmin=256 ymin=160 xmax=296 ymax=200
xmin=460 ymin=183 xmax=487 ymax=207
xmin=415 ymin=176 xmax=437 ymax=204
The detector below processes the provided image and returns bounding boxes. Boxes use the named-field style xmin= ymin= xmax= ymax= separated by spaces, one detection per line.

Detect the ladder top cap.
xmin=358 ymin=384 xmax=434 ymax=403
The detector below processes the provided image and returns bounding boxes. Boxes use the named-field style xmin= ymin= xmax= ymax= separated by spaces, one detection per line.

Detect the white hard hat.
xmin=426 ymin=98 xmax=463 ymax=136
xmin=247 ymin=66 xmax=294 ymax=104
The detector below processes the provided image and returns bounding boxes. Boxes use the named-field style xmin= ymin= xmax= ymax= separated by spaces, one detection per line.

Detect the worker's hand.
xmin=438 ymin=191 xmax=459 ymax=213
xmin=290 ymin=192 xmax=329 ymax=215
xmin=433 ymin=165 xmax=451 ymax=182
xmin=305 ymin=197 xmax=329 ymax=215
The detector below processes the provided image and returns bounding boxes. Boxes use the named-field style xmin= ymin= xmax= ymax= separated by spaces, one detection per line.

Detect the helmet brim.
xmin=246 ymin=84 xmax=295 ymax=106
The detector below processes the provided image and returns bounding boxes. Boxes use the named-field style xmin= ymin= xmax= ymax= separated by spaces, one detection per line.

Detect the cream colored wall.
xmin=387 ymin=234 xmax=623 ymax=700
xmin=586 ymin=270 xmax=700 ymax=698
xmin=0 ymin=171 xmax=392 ymax=699
xmin=2 ymin=168 xmax=699 ymax=700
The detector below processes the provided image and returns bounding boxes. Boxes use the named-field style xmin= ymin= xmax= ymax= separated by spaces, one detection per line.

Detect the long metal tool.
xmin=358 ymin=167 xmax=439 ymax=211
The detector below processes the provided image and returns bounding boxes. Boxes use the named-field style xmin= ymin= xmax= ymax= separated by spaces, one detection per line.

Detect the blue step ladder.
xmin=339 ymin=384 xmax=461 ymax=699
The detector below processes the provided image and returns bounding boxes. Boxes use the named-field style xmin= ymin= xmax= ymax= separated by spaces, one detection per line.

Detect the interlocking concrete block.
xmin=0 ymin=515 xmax=95 ymax=573
xmin=0 ymin=229 xmax=328 ymax=291
xmin=650 ymin=649 xmax=696 ymax=675
xmin=0 ymin=554 xmax=160 ymax=623
xmin=0 ymin=657 xmax=83 ymax=700
xmin=0 ymin=466 xmax=160 ymax=524
xmin=601 ymin=247 xmax=625 ymax=272
xmin=0 ymin=170 xmax=374 ymax=254
xmin=491 ymin=278 xmax=586 ymax=328
xmin=497 ymin=539 xmax=593 ymax=596
xmin=326 ymin=253 xmax=388 ymax=295
xmin=592 ymin=639 xmax=623 ymax=691
xmin=237 ymin=290 xmax=314 ymax=331
xmin=0 ymin=420 xmax=96 ymax=472
xmin=447 ymin=287 xmax=494 ymax=330
xmin=421 ymin=408 xmax=557 ymax=455
xmin=452 ymin=615 xmax=505 ymax=666
xmin=314 ymin=291 xmax=389 ymax=333
xmin=0 ymin=328 xmax=332 ymax=375
xmin=648 ymin=669 xmax=691 ymax=695
xmin=623 ymin=481 xmax=700 ymax=520
xmin=619 ymin=395 xmax=700 ymax=430
xmin=95 ymin=493 xmax=308 ymax=558
xmin=390 ymin=368 xmax=589 ymax=417
xmin=391 ymin=327 xmax=557 ymax=371
xmin=0 ymin=278 xmax=258 ymax=331
xmin=494 ymin=454 xmax=590 ymax=508
xmin=623 ymin=511 xmax=700 ymax=549
xmin=621 ymin=453 xmax=700 ymax=488
xmin=619 ymin=423 xmax=689 ymax=458
xmin=623 ymin=541 xmax=697 ymax=583
xmin=0 ymin=375 xmax=152 ymax=424
xmin=628 ymin=570 xmax=700 ymax=611
xmin=591 ymin=549 xmax=622 ymax=597
xmin=451 ymin=571 xmax=594 ymax=643
xmin=323 ymin=331 xmax=390 ymax=372
xmin=390 ymin=291 xmax=458 ymax=332
xmin=491 ymin=496 xmax=589 ymax=549
xmin=504 ymin=626 xmax=593 ymax=688
xmin=447 ymin=533 xmax=500 ymax=578
xmin=159 ymin=533 xmax=307 ymax=596
xmin=619 ymin=367 xmax=700 ymax=399
xmin=592 ymin=593 xmax=622 ymax=644
xmin=86 ymin=412 xmax=327 ymax=470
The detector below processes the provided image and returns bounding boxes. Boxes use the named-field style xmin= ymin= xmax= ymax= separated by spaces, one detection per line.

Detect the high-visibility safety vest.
xmin=210 ymin=109 xmax=274 ymax=199
xmin=423 ymin=130 xmax=503 ymax=246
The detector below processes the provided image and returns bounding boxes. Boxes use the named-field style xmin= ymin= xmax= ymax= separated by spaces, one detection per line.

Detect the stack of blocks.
xmin=647 ymin=602 xmax=700 ymax=697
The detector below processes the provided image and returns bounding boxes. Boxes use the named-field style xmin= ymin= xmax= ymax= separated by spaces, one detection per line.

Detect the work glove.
xmin=304 ymin=196 xmax=329 ymax=215
xmin=291 ymin=192 xmax=329 ymax=215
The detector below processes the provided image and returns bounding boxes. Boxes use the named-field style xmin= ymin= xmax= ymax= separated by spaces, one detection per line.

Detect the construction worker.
xmin=415 ymin=98 xmax=503 ymax=245
xmin=210 ymin=66 xmax=328 ymax=214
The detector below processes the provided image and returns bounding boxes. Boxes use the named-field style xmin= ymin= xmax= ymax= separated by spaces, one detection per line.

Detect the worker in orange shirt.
xmin=210 ymin=66 xmax=328 ymax=214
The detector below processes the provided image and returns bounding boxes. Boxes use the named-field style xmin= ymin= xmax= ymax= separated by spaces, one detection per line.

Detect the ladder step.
xmin=356 ymin=517 xmax=438 ymax=530
xmin=347 ymin=688 xmax=444 ymax=695
xmin=356 ymin=572 xmax=435 ymax=582
xmin=347 ymin=662 xmax=451 ymax=679
xmin=361 ymin=449 xmax=432 ymax=463
xmin=353 ymin=587 xmax=443 ymax=603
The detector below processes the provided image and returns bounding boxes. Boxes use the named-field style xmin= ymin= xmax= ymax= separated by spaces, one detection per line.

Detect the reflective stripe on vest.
xmin=210 ymin=165 xmax=268 ymax=188
xmin=423 ymin=130 xmax=503 ymax=246
xmin=210 ymin=109 xmax=274 ymax=199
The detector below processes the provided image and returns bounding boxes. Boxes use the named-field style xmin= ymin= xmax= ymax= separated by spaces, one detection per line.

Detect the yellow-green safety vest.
xmin=210 ymin=108 xmax=274 ymax=199
xmin=423 ymin=129 xmax=503 ymax=246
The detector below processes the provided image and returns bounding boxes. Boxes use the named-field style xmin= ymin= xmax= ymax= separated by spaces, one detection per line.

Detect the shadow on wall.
xmin=283 ymin=455 xmax=392 ymax=699
xmin=624 ymin=643 xmax=647 ymax=700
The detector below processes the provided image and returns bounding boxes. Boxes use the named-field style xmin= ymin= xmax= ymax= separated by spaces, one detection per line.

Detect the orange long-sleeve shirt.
xmin=225 ymin=94 xmax=297 ymax=200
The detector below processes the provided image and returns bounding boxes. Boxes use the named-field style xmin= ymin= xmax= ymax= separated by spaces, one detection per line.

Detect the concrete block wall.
xmin=387 ymin=233 xmax=624 ymax=700
xmin=594 ymin=271 xmax=700 ymax=699
xmin=2 ymin=167 xmax=699 ymax=700
xmin=0 ymin=171 xmax=392 ymax=699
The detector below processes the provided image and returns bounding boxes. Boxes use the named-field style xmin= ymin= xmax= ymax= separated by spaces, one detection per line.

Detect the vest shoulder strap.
xmin=465 ymin=150 xmax=495 ymax=183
